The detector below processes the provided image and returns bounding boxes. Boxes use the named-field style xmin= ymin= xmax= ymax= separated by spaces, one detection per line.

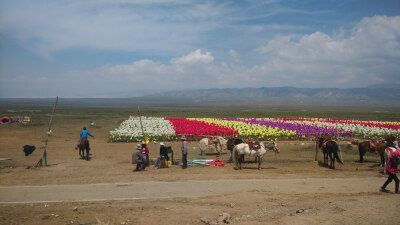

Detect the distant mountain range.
xmin=138 ymin=86 xmax=400 ymax=105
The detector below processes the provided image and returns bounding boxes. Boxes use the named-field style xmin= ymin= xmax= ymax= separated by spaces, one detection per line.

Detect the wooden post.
xmin=137 ymin=105 xmax=145 ymax=138
xmin=37 ymin=96 xmax=58 ymax=167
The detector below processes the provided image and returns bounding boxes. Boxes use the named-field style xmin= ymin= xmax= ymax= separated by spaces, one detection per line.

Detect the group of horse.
xmin=77 ymin=133 xmax=398 ymax=171
xmin=358 ymin=138 xmax=399 ymax=174
xmin=199 ymin=136 xmax=399 ymax=171
xmin=199 ymin=137 xmax=280 ymax=170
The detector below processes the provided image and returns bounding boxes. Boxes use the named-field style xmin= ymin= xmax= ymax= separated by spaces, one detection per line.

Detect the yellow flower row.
xmin=187 ymin=118 xmax=297 ymax=139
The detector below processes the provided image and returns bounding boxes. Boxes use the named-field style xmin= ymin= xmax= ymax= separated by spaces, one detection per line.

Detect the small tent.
xmin=1 ymin=116 xmax=13 ymax=124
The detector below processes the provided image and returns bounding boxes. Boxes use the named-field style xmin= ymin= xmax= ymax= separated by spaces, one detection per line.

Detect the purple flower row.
xmin=220 ymin=118 xmax=353 ymax=140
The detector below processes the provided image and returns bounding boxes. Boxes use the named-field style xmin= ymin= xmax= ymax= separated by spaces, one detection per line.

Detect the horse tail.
xmin=233 ymin=145 xmax=240 ymax=168
xmin=335 ymin=143 xmax=343 ymax=164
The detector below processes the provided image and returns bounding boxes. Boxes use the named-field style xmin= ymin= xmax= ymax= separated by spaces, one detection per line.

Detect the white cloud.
xmin=252 ymin=15 xmax=400 ymax=87
xmin=0 ymin=1 xmax=226 ymax=58
xmin=229 ymin=49 xmax=239 ymax=60
xmin=171 ymin=49 xmax=214 ymax=64
xmin=1 ymin=15 xmax=399 ymax=97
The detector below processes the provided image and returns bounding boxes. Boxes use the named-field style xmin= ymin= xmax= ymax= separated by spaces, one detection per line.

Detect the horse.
xmin=227 ymin=138 xmax=244 ymax=162
xmin=234 ymin=141 xmax=280 ymax=170
xmin=358 ymin=140 xmax=389 ymax=167
xmin=78 ymin=138 xmax=90 ymax=160
xmin=318 ymin=137 xmax=343 ymax=169
xmin=199 ymin=136 xmax=227 ymax=156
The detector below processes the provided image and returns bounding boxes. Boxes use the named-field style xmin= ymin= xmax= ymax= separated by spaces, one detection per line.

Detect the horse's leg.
xmin=238 ymin=153 xmax=243 ymax=170
xmin=379 ymin=151 xmax=385 ymax=167
xmin=328 ymin=152 xmax=333 ymax=169
xmin=257 ymin=156 xmax=262 ymax=170
xmin=358 ymin=144 xmax=364 ymax=163
xmin=86 ymin=146 xmax=90 ymax=161
xmin=234 ymin=149 xmax=239 ymax=169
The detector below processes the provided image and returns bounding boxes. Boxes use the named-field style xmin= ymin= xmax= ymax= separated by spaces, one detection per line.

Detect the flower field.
xmin=109 ymin=116 xmax=400 ymax=142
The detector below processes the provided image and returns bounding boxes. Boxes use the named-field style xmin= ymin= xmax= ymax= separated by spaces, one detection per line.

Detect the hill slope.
xmin=139 ymin=87 xmax=400 ymax=105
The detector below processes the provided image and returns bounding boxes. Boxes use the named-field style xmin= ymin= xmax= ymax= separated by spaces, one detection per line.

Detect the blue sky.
xmin=0 ymin=0 xmax=399 ymax=98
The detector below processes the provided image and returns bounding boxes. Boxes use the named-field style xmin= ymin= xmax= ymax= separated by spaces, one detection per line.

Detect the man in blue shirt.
xmin=76 ymin=127 xmax=94 ymax=150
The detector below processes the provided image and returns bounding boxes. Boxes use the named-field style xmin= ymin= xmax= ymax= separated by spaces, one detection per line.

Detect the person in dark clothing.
xmin=181 ymin=136 xmax=188 ymax=169
xmin=140 ymin=141 xmax=150 ymax=168
xmin=380 ymin=151 xmax=400 ymax=193
xmin=153 ymin=142 xmax=170 ymax=169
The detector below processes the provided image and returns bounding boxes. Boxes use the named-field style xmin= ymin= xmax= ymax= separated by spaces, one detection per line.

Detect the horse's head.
xmin=272 ymin=142 xmax=280 ymax=154
xmin=217 ymin=136 xmax=227 ymax=145
xmin=264 ymin=141 xmax=280 ymax=154
xmin=317 ymin=137 xmax=324 ymax=148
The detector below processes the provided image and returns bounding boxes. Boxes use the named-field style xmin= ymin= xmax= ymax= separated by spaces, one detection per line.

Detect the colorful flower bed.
xmin=109 ymin=117 xmax=400 ymax=142
xmin=167 ymin=118 xmax=238 ymax=140
xmin=109 ymin=116 xmax=176 ymax=142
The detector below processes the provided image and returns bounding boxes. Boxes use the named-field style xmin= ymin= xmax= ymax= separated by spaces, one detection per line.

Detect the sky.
xmin=0 ymin=0 xmax=399 ymax=98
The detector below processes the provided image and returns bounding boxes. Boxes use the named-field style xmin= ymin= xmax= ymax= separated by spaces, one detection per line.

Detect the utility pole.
xmin=36 ymin=96 xmax=58 ymax=167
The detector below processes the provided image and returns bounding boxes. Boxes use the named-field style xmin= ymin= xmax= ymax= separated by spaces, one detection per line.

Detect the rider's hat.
xmin=136 ymin=144 xmax=141 ymax=150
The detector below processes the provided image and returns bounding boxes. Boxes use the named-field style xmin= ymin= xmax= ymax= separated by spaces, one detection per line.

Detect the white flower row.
xmin=110 ymin=116 xmax=175 ymax=138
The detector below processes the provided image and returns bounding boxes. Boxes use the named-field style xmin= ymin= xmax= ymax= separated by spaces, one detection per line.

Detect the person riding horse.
xmin=76 ymin=127 xmax=94 ymax=150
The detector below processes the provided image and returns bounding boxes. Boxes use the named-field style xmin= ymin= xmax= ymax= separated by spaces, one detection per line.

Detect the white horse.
xmin=199 ymin=136 xmax=228 ymax=156
xmin=234 ymin=141 xmax=280 ymax=170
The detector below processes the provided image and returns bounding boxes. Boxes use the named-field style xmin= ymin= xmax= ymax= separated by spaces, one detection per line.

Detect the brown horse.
xmin=78 ymin=138 xmax=90 ymax=160
xmin=358 ymin=140 xmax=388 ymax=167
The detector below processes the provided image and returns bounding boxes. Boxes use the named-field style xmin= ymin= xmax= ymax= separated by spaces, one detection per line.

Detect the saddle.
xmin=322 ymin=139 xmax=331 ymax=149
xmin=248 ymin=141 xmax=261 ymax=151
xmin=369 ymin=140 xmax=376 ymax=148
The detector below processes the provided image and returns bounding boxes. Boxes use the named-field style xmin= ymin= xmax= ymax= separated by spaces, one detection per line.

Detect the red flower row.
xmin=166 ymin=118 xmax=238 ymax=137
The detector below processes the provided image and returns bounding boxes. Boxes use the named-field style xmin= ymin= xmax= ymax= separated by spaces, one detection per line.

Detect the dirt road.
xmin=0 ymin=177 xmax=388 ymax=203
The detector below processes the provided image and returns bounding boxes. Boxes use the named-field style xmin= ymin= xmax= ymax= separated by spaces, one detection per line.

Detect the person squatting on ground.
xmin=380 ymin=149 xmax=400 ymax=194
xmin=153 ymin=142 xmax=169 ymax=169
xmin=181 ymin=136 xmax=188 ymax=169
xmin=141 ymin=141 xmax=150 ymax=168
xmin=132 ymin=144 xmax=146 ymax=172
xmin=76 ymin=127 xmax=94 ymax=150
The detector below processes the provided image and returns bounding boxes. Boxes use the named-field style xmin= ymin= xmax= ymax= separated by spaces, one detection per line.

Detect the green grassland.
xmin=1 ymin=98 xmax=400 ymax=125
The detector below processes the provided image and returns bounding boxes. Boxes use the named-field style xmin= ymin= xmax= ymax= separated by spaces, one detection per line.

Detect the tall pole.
xmin=37 ymin=96 xmax=58 ymax=167
xmin=137 ymin=105 xmax=145 ymax=137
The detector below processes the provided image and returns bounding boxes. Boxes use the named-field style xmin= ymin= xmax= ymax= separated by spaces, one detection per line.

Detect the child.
xmin=380 ymin=151 xmax=400 ymax=193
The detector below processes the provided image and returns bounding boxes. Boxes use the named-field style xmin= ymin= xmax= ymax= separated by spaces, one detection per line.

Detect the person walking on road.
xmin=181 ymin=136 xmax=188 ymax=169
xmin=380 ymin=151 xmax=400 ymax=194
